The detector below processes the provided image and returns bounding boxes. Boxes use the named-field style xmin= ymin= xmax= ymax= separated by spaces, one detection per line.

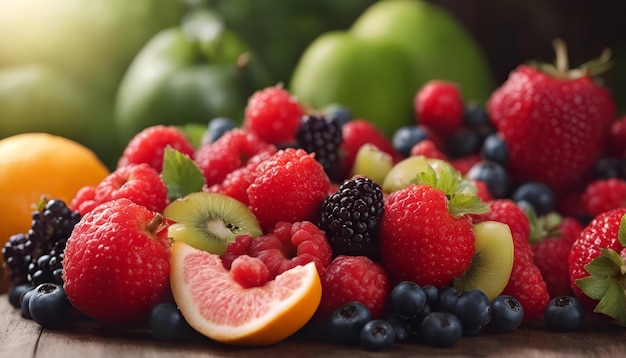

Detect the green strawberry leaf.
xmin=412 ymin=159 xmax=489 ymax=218
xmin=619 ymin=213 xmax=626 ymax=247
xmin=161 ymin=146 xmax=206 ymax=201
xmin=576 ymin=248 xmax=626 ymax=327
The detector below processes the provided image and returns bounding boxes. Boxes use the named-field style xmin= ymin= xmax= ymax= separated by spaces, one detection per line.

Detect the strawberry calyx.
xmin=530 ymin=38 xmax=612 ymax=80
xmin=576 ymin=213 xmax=626 ymax=327
xmin=412 ymin=160 xmax=489 ymax=218
xmin=525 ymin=208 xmax=564 ymax=244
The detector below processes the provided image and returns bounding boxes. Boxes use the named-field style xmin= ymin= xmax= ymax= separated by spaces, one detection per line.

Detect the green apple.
xmin=290 ymin=31 xmax=415 ymax=137
xmin=290 ymin=0 xmax=495 ymax=137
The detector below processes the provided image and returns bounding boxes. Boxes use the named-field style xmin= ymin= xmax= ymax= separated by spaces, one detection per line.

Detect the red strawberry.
xmin=247 ymin=148 xmax=330 ymax=232
xmin=487 ymin=40 xmax=615 ymax=195
xmin=317 ymin=255 xmax=390 ymax=319
xmin=581 ymin=178 xmax=626 ymax=217
xmin=93 ymin=163 xmax=168 ymax=213
xmin=379 ymin=162 xmax=488 ymax=287
xmin=194 ymin=128 xmax=271 ymax=187
xmin=340 ymin=119 xmax=402 ymax=176
xmin=414 ymin=80 xmax=464 ymax=138
xmin=117 ymin=125 xmax=195 ymax=173
xmin=62 ymin=198 xmax=171 ymax=324
xmin=70 ymin=185 xmax=97 ymax=217
xmin=243 ymin=85 xmax=304 ymax=146
xmin=568 ymin=207 xmax=626 ymax=320
xmin=531 ymin=215 xmax=583 ymax=298
xmin=472 ymin=199 xmax=550 ymax=322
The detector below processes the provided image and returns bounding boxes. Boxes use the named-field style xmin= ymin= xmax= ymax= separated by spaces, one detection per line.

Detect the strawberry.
xmin=568 ymin=207 xmax=626 ymax=326
xmin=472 ymin=199 xmax=550 ymax=322
xmin=379 ymin=160 xmax=489 ymax=287
xmin=487 ymin=40 xmax=616 ymax=195
xmin=581 ymin=178 xmax=626 ymax=217
xmin=62 ymin=198 xmax=171 ymax=324
xmin=414 ymin=80 xmax=464 ymax=138
xmin=530 ymin=214 xmax=583 ymax=298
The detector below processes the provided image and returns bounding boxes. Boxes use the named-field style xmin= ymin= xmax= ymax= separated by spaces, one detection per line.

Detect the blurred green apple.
xmin=290 ymin=0 xmax=495 ymax=137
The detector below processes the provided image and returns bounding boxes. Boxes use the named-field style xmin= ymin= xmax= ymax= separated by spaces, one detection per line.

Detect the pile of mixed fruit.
xmin=3 ymin=40 xmax=626 ymax=352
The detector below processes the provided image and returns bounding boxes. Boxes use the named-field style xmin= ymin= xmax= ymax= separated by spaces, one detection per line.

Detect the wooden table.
xmin=1 ymin=293 xmax=625 ymax=358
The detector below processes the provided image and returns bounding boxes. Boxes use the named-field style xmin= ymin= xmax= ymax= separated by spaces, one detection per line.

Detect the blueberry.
xmin=489 ymin=295 xmax=524 ymax=333
xmin=466 ymin=160 xmax=510 ymax=198
xmin=592 ymin=157 xmax=626 ymax=180
xmin=511 ymin=182 xmax=555 ymax=216
xmin=481 ymin=133 xmax=508 ymax=165
xmin=392 ymin=125 xmax=429 ymax=157
xmin=8 ymin=284 xmax=33 ymax=309
xmin=149 ymin=302 xmax=205 ymax=342
xmin=28 ymin=283 xmax=71 ymax=328
xmin=327 ymin=301 xmax=373 ymax=346
xmin=324 ymin=104 xmax=353 ymax=127
xmin=543 ymin=296 xmax=585 ymax=332
xmin=422 ymin=284 xmax=439 ymax=309
xmin=20 ymin=287 xmax=36 ymax=320
xmin=448 ymin=128 xmax=482 ymax=158
xmin=407 ymin=303 xmax=432 ymax=330
xmin=381 ymin=313 xmax=413 ymax=343
xmin=419 ymin=312 xmax=463 ymax=348
xmin=201 ymin=117 xmax=236 ymax=145
xmin=360 ymin=319 xmax=396 ymax=351
xmin=454 ymin=289 xmax=492 ymax=336
xmin=437 ymin=286 xmax=459 ymax=313
xmin=463 ymin=101 xmax=490 ymax=127
xmin=388 ymin=281 xmax=427 ymax=319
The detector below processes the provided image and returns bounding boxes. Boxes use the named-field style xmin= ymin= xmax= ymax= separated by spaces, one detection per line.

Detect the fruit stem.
xmin=146 ymin=213 xmax=166 ymax=235
xmin=553 ymin=38 xmax=569 ymax=74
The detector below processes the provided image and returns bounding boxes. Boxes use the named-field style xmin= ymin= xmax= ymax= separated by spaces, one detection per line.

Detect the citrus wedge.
xmin=170 ymin=241 xmax=322 ymax=346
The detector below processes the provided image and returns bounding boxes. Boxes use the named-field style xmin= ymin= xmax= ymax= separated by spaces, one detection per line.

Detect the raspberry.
xmin=243 ymin=85 xmax=304 ymax=146
xmin=296 ymin=114 xmax=343 ymax=182
xmin=341 ymin=119 xmax=402 ymax=177
xmin=450 ymin=154 xmax=481 ymax=175
xmin=94 ymin=163 xmax=168 ymax=213
xmin=229 ymin=255 xmax=271 ymax=289
xmin=246 ymin=221 xmax=333 ymax=280
xmin=205 ymin=146 xmax=277 ymax=205
xmin=409 ymin=139 xmax=447 ymax=160
xmin=414 ymin=80 xmax=464 ymax=138
xmin=580 ymin=178 xmax=626 ymax=217
xmin=70 ymin=186 xmax=98 ymax=217
xmin=318 ymin=255 xmax=390 ymax=319
xmin=194 ymin=128 xmax=271 ymax=187
xmin=608 ymin=115 xmax=626 ymax=157
xmin=319 ymin=176 xmax=384 ymax=260
xmin=247 ymin=148 xmax=330 ymax=232
xmin=117 ymin=125 xmax=195 ymax=173
xmin=221 ymin=234 xmax=254 ymax=270
xmin=472 ymin=180 xmax=494 ymax=203
xmin=500 ymin=258 xmax=550 ymax=323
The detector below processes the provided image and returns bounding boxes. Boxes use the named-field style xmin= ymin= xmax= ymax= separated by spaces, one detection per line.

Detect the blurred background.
xmin=0 ymin=0 xmax=624 ymax=170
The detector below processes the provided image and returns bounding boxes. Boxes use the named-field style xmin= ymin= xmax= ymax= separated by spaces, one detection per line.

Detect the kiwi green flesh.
xmin=164 ymin=192 xmax=262 ymax=255
xmin=453 ymin=221 xmax=514 ymax=301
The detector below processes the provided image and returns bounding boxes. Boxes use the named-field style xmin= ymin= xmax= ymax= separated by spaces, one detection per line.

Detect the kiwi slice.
xmin=453 ymin=221 xmax=515 ymax=301
xmin=163 ymin=192 xmax=263 ymax=255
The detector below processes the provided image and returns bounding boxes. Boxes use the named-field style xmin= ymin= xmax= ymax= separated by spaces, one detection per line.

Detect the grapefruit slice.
xmin=170 ymin=241 xmax=322 ymax=346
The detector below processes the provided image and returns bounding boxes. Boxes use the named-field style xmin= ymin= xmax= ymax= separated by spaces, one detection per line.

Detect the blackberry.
xmin=296 ymin=114 xmax=343 ymax=182
xmin=319 ymin=176 xmax=384 ymax=260
xmin=2 ymin=197 xmax=80 ymax=287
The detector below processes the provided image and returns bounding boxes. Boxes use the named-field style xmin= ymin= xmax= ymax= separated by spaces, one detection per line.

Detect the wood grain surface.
xmin=1 ymin=293 xmax=625 ymax=358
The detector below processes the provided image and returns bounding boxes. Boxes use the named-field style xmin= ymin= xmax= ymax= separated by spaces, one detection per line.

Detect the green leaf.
xmin=448 ymin=193 xmax=490 ymax=218
xmin=414 ymin=160 xmax=462 ymax=195
xmin=593 ymin=279 xmax=626 ymax=327
xmin=576 ymin=276 xmax=610 ymax=300
xmin=161 ymin=146 xmax=206 ymax=201
xmin=584 ymin=250 xmax=621 ymax=278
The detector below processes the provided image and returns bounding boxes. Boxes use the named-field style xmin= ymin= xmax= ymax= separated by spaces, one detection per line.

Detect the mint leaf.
xmin=161 ymin=146 xmax=206 ymax=201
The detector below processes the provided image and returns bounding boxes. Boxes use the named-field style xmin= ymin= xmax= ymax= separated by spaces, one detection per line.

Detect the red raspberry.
xmin=70 ymin=186 xmax=98 ymax=216
xmin=581 ymin=178 xmax=626 ymax=218
xmin=221 ymin=234 xmax=254 ymax=270
xmin=472 ymin=180 xmax=494 ymax=203
xmin=94 ymin=163 xmax=168 ymax=213
xmin=531 ymin=217 xmax=583 ymax=298
xmin=243 ymin=85 xmax=304 ymax=146
xmin=246 ymin=221 xmax=332 ymax=280
xmin=408 ymin=139 xmax=446 ymax=160
xmin=62 ymin=198 xmax=171 ymax=324
xmin=229 ymin=255 xmax=271 ymax=289
xmin=414 ymin=80 xmax=464 ymax=138
xmin=608 ymin=115 xmax=626 ymax=157
xmin=194 ymin=128 xmax=271 ymax=187
xmin=471 ymin=199 xmax=531 ymax=243
xmin=117 ymin=125 xmax=195 ymax=173
xmin=205 ymin=146 xmax=277 ymax=205
xmin=247 ymin=148 xmax=330 ymax=232
xmin=340 ymin=119 xmax=402 ymax=177
xmin=317 ymin=255 xmax=390 ymax=319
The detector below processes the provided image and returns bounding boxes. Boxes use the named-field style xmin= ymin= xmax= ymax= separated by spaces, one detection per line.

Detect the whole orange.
xmin=0 ymin=133 xmax=110 ymax=247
